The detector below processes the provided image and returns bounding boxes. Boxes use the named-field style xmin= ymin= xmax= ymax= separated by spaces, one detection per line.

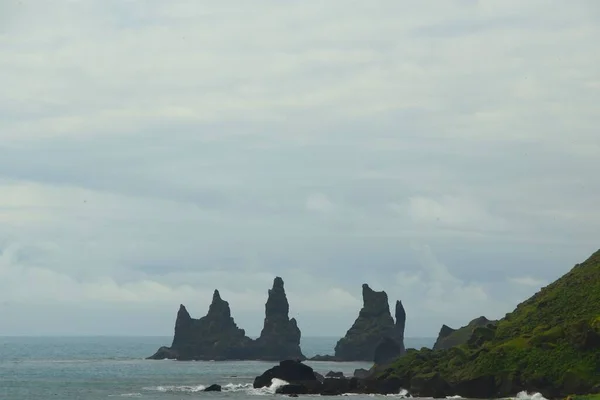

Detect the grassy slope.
xmin=383 ymin=249 xmax=600 ymax=394
xmin=434 ymin=317 xmax=496 ymax=350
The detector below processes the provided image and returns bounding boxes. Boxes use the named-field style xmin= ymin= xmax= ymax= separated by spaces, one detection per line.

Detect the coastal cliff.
xmin=377 ymin=249 xmax=600 ymax=398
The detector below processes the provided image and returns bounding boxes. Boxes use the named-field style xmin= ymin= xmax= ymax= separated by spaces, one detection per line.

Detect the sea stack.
xmin=334 ymin=284 xmax=406 ymax=361
xmin=394 ymin=300 xmax=407 ymax=351
xmin=147 ymin=290 xmax=253 ymax=360
xmin=254 ymin=277 xmax=305 ymax=360
xmin=147 ymin=277 xmax=305 ymax=361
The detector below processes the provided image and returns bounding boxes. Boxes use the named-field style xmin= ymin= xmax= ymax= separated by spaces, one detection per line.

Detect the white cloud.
xmin=509 ymin=276 xmax=546 ymax=287
xmin=387 ymin=243 xmax=512 ymax=335
xmin=0 ymin=0 xmax=598 ymax=337
xmin=305 ymin=193 xmax=335 ymax=213
xmin=403 ymin=195 xmax=511 ymax=233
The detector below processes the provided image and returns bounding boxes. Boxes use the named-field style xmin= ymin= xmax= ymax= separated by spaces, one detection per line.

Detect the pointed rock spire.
xmin=256 ymin=277 xmax=305 ymax=360
xmin=148 ymin=277 xmax=305 ymax=361
xmin=334 ymin=284 xmax=396 ymax=361
xmin=395 ymin=300 xmax=406 ymax=340
xmin=207 ymin=289 xmax=231 ymax=318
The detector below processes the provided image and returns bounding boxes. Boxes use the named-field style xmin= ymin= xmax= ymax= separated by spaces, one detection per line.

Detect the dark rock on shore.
xmin=334 ymin=284 xmax=406 ymax=361
xmin=254 ymin=360 xmax=405 ymax=396
xmin=325 ymin=371 xmax=345 ymax=378
xmin=276 ymin=384 xmax=309 ymax=395
xmin=148 ymin=277 xmax=304 ymax=361
xmin=353 ymin=368 xmax=372 ymax=379
xmin=433 ymin=316 xmax=497 ymax=350
xmin=253 ymin=360 xmax=318 ymax=389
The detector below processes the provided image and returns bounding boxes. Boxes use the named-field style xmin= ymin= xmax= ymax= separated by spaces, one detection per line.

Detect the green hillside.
xmin=380 ymin=249 xmax=600 ymax=398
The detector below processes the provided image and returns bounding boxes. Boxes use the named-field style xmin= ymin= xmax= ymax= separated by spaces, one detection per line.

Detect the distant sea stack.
xmin=148 ymin=277 xmax=304 ymax=361
xmin=334 ymin=284 xmax=406 ymax=361
xmin=254 ymin=277 xmax=305 ymax=360
xmin=433 ymin=316 xmax=497 ymax=351
xmin=148 ymin=290 xmax=253 ymax=360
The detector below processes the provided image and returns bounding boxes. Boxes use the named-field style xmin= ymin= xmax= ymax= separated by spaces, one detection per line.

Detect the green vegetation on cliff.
xmin=567 ymin=395 xmax=600 ymax=400
xmin=433 ymin=316 xmax=497 ymax=350
xmin=381 ymin=249 xmax=600 ymax=397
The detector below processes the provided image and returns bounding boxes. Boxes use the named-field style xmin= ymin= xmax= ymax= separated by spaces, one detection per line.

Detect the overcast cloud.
xmin=0 ymin=0 xmax=599 ymax=338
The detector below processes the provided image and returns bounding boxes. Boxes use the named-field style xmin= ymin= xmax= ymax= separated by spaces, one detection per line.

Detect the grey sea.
xmin=0 ymin=336 xmax=436 ymax=400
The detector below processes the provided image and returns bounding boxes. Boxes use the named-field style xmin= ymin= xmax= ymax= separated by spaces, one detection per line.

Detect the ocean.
xmin=0 ymin=336 xmax=435 ymax=400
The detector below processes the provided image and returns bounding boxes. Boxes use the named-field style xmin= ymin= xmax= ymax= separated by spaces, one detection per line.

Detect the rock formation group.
xmin=148 ymin=277 xmax=304 ymax=361
xmin=148 ymin=278 xmax=406 ymax=362
xmin=147 ymin=248 xmax=600 ymax=398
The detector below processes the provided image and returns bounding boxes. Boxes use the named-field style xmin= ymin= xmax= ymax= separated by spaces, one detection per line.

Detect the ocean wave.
xmin=143 ymin=384 xmax=206 ymax=392
xmin=108 ymin=394 xmax=142 ymax=397
xmin=247 ymin=378 xmax=290 ymax=395
xmin=141 ymin=380 xmax=415 ymax=397
xmin=446 ymin=396 xmax=463 ymax=399
xmin=142 ymin=378 xmax=288 ymax=395
xmin=222 ymin=383 xmax=254 ymax=392
xmin=513 ymin=392 xmax=548 ymax=400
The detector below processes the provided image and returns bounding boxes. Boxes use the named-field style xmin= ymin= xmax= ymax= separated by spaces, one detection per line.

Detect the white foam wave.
xmin=222 ymin=383 xmax=254 ymax=392
xmin=514 ymin=392 xmax=548 ymax=400
xmin=143 ymin=384 xmax=206 ymax=392
xmin=446 ymin=396 xmax=463 ymax=399
xmin=247 ymin=378 xmax=290 ymax=395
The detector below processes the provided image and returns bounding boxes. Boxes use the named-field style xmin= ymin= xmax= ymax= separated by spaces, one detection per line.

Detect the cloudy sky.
xmin=0 ymin=0 xmax=599 ymax=338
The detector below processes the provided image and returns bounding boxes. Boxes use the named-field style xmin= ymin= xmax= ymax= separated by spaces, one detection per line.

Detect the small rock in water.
xmin=204 ymin=384 xmax=222 ymax=392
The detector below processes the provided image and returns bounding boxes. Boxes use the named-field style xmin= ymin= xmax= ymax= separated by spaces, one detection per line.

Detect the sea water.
xmin=0 ymin=336 xmax=543 ymax=400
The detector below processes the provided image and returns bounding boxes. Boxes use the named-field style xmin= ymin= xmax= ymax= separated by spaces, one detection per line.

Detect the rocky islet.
xmin=148 ymin=277 xmax=304 ymax=361
xmin=150 ymin=278 xmax=406 ymax=362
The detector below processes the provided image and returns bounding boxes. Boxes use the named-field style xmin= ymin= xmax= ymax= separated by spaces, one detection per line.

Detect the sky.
xmin=0 ymin=0 xmax=599 ymax=338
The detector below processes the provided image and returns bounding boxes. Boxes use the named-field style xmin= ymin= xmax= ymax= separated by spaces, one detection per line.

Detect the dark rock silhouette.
xmin=309 ymin=354 xmax=338 ymax=361
xmin=394 ymin=300 xmax=406 ymax=349
xmin=326 ymin=371 xmax=345 ymax=378
xmin=204 ymin=384 xmax=222 ymax=392
xmin=433 ymin=316 xmax=496 ymax=350
xmin=334 ymin=284 xmax=406 ymax=361
xmin=148 ymin=277 xmax=303 ymax=361
xmin=148 ymin=290 xmax=253 ymax=360
xmin=253 ymin=360 xmax=318 ymax=389
xmin=254 ymin=360 xmax=403 ymax=395
xmin=353 ymin=368 xmax=372 ymax=379
xmin=254 ymin=277 xmax=305 ymax=360
xmin=373 ymin=336 xmax=403 ymax=366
